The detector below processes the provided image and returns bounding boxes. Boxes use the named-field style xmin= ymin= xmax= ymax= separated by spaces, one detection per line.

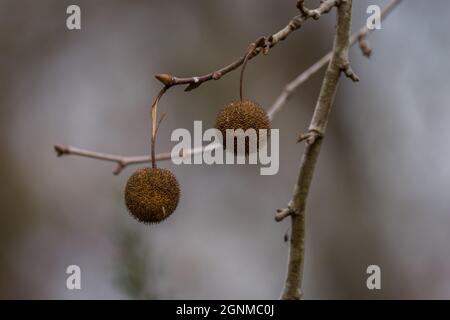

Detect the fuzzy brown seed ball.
xmin=124 ymin=168 xmax=180 ymax=224
xmin=215 ymin=100 xmax=270 ymax=154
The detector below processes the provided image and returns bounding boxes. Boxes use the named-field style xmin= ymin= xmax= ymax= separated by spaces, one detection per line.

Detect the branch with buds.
xmin=153 ymin=0 xmax=341 ymax=92
xmin=275 ymin=0 xmax=402 ymax=300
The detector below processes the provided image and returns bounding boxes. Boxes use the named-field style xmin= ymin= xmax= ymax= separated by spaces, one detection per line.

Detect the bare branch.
xmin=267 ymin=0 xmax=402 ymax=119
xmin=280 ymin=0 xmax=356 ymax=301
xmin=154 ymin=0 xmax=340 ymax=92
xmin=279 ymin=0 xmax=402 ymax=300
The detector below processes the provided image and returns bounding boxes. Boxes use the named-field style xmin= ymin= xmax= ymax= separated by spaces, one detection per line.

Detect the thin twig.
xmin=150 ymin=87 xmax=168 ymax=168
xmin=54 ymin=145 xmax=173 ymax=175
xmin=268 ymin=0 xmax=402 ymax=119
xmin=275 ymin=208 xmax=296 ymax=222
xmin=350 ymin=0 xmax=403 ymax=48
xmin=358 ymin=33 xmax=372 ymax=58
xmin=296 ymin=0 xmax=335 ymax=20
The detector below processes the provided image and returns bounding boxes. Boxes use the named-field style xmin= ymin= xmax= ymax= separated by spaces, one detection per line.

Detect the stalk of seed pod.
xmin=124 ymin=86 xmax=180 ymax=224
xmin=215 ymin=43 xmax=271 ymax=155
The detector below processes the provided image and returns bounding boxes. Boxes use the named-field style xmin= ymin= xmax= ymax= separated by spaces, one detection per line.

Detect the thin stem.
xmin=151 ymin=137 xmax=156 ymax=168
xmin=239 ymin=44 xmax=256 ymax=101
xmin=150 ymin=87 xmax=168 ymax=168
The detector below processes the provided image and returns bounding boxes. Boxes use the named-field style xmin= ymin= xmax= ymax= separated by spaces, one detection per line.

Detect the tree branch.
xmin=280 ymin=0 xmax=356 ymax=300
xmin=278 ymin=0 xmax=402 ymax=300
xmin=54 ymin=143 xmax=220 ymax=175
xmin=267 ymin=0 xmax=402 ymax=120
xmin=153 ymin=0 xmax=340 ymax=92
xmin=54 ymin=145 xmax=171 ymax=175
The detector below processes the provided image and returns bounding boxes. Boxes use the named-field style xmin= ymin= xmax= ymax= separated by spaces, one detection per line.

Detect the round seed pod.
xmin=124 ymin=167 xmax=180 ymax=224
xmin=214 ymin=100 xmax=270 ymax=155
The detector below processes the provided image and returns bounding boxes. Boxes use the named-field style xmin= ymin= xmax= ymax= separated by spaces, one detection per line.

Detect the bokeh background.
xmin=1 ymin=0 xmax=449 ymax=299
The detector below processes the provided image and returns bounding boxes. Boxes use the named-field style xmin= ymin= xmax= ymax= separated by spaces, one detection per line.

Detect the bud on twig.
xmin=155 ymin=73 xmax=174 ymax=86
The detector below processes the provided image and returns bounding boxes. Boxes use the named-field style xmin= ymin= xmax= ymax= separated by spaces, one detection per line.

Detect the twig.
xmin=154 ymin=0 xmax=340 ymax=92
xmin=275 ymin=208 xmax=296 ymax=222
xmin=358 ymin=33 xmax=372 ymax=58
xmin=350 ymin=0 xmax=403 ymax=56
xmin=267 ymin=0 xmax=402 ymax=119
xmin=54 ymin=145 xmax=172 ymax=175
xmin=296 ymin=130 xmax=322 ymax=146
xmin=296 ymin=0 xmax=335 ymax=20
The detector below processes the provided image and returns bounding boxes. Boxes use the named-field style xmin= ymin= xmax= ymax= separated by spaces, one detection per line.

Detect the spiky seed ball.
xmin=124 ymin=168 xmax=180 ymax=224
xmin=215 ymin=100 xmax=270 ymax=155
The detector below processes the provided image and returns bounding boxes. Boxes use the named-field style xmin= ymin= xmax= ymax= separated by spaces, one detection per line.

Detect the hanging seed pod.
xmin=215 ymin=100 xmax=270 ymax=154
xmin=125 ymin=167 xmax=180 ymax=224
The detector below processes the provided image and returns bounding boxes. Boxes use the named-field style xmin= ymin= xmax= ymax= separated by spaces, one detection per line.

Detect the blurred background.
xmin=1 ymin=0 xmax=449 ymax=299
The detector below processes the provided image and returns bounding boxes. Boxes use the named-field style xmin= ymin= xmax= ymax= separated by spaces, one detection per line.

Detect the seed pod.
xmin=124 ymin=167 xmax=180 ymax=224
xmin=215 ymin=100 xmax=270 ymax=155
